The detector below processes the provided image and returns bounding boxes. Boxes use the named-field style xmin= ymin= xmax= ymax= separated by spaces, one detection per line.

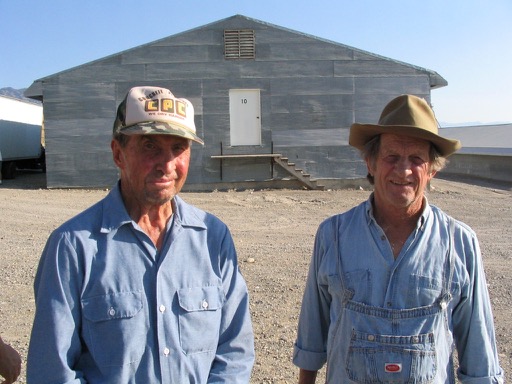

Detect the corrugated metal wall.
xmin=36 ymin=15 xmax=438 ymax=189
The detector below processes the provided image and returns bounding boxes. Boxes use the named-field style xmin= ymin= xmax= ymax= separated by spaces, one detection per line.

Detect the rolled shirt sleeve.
xmin=451 ymin=225 xmax=504 ymax=383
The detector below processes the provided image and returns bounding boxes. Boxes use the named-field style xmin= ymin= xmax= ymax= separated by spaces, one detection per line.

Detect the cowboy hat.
xmin=349 ymin=94 xmax=461 ymax=156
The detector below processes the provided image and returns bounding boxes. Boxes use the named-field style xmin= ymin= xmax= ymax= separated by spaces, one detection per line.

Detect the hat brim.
xmin=349 ymin=123 xmax=461 ymax=157
xmin=119 ymin=121 xmax=204 ymax=145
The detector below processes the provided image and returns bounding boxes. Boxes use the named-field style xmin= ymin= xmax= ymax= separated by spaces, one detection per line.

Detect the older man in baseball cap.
xmin=28 ymin=86 xmax=255 ymax=383
xmin=294 ymin=95 xmax=504 ymax=383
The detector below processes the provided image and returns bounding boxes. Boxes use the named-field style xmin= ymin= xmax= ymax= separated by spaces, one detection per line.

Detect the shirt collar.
xmin=365 ymin=193 xmax=432 ymax=230
xmin=100 ymin=182 xmax=207 ymax=233
xmin=100 ymin=182 xmax=132 ymax=233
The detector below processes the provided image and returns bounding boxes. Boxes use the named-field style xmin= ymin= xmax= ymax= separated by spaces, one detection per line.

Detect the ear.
xmin=365 ymin=157 xmax=374 ymax=177
xmin=111 ymin=139 xmax=124 ymax=169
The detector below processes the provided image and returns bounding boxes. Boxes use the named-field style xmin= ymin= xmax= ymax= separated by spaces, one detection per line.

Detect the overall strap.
xmin=439 ymin=216 xmax=456 ymax=308
xmin=333 ymin=215 xmax=354 ymax=303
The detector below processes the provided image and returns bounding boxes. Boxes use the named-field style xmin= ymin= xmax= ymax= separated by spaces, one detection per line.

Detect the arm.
xmin=452 ymin=227 xmax=504 ymax=383
xmin=298 ymin=369 xmax=318 ymax=384
xmin=0 ymin=336 xmax=21 ymax=384
xmin=27 ymin=233 xmax=86 ymax=384
xmin=207 ymin=226 xmax=255 ymax=384
xmin=293 ymin=220 xmax=333 ymax=374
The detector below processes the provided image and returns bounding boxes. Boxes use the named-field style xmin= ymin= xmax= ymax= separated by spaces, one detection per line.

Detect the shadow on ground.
xmin=0 ymin=170 xmax=47 ymax=190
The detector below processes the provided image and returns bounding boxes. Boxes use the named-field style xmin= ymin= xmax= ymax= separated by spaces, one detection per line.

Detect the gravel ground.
xmin=0 ymin=171 xmax=511 ymax=383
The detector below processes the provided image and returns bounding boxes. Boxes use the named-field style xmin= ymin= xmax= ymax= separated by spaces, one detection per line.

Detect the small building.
xmin=25 ymin=14 xmax=447 ymax=189
xmin=439 ymin=124 xmax=512 ymax=183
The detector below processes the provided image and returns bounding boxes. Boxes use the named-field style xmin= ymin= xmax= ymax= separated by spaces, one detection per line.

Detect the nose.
xmin=394 ymin=158 xmax=413 ymax=175
xmin=156 ymin=149 xmax=177 ymax=175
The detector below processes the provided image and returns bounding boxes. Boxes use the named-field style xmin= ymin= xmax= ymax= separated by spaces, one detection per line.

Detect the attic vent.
xmin=224 ymin=29 xmax=255 ymax=59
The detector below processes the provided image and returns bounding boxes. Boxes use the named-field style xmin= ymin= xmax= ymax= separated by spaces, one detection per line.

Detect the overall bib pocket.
xmin=346 ymin=330 xmax=437 ymax=383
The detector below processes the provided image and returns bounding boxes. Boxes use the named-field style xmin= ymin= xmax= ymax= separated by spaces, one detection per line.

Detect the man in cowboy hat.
xmin=27 ymin=86 xmax=255 ymax=383
xmin=293 ymin=95 xmax=504 ymax=383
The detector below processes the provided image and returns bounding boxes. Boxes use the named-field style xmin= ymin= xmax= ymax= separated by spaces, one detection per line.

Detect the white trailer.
xmin=0 ymin=120 xmax=45 ymax=179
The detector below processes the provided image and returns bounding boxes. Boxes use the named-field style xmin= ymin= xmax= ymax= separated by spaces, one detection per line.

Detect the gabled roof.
xmin=25 ymin=14 xmax=447 ymax=100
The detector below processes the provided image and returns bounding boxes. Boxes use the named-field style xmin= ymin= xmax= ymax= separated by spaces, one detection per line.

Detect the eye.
xmin=383 ymin=155 xmax=399 ymax=164
xmin=171 ymin=140 xmax=190 ymax=154
xmin=143 ymin=141 xmax=156 ymax=150
xmin=140 ymin=137 xmax=160 ymax=152
xmin=410 ymin=156 xmax=427 ymax=165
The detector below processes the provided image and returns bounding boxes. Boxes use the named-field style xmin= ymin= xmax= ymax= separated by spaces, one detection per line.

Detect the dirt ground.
xmin=0 ymin=170 xmax=511 ymax=383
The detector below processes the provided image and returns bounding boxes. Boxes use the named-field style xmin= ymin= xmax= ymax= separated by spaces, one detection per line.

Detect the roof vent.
xmin=224 ymin=29 xmax=255 ymax=59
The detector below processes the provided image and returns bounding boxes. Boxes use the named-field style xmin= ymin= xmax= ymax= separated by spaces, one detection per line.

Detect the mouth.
xmin=390 ymin=180 xmax=413 ymax=187
xmin=391 ymin=180 xmax=409 ymax=185
xmin=149 ymin=177 xmax=175 ymax=187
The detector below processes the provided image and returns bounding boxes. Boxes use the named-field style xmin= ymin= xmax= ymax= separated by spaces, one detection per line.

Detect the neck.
xmin=372 ymin=197 xmax=424 ymax=259
xmin=121 ymin=191 xmax=174 ymax=250
xmin=135 ymin=204 xmax=173 ymax=250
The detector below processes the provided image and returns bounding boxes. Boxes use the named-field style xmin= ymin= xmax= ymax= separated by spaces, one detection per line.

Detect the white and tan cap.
xmin=113 ymin=86 xmax=204 ymax=145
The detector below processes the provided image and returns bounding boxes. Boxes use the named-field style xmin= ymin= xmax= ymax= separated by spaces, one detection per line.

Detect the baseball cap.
xmin=113 ymin=86 xmax=204 ymax=145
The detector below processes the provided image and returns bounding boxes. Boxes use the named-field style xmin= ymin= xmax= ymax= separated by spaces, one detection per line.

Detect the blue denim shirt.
xmin=293 ymin=197 xmax=504 ymax=383
xmin=27 ymin=184 xmax=255 ymax=383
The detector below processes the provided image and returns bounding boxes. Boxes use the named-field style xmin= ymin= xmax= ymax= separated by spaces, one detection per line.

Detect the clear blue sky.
xmin=1 ymin=0 xmax=511 ymax=125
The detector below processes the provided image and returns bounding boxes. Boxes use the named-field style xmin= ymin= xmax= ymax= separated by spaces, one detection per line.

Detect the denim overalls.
xmin=326 ymin=216 xmax=456 ymax=383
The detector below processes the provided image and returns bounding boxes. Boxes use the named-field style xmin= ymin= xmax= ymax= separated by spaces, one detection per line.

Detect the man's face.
xmin=367 ymin=133 xmax=436 ymax=214
xmin=112 ymin=134 xmax=191 ymax=208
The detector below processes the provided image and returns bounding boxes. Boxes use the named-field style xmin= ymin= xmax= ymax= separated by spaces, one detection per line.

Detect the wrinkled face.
xmin=111 ymin=134 xmax=191 ymax=208
xmin=367 ymin=133 xmax=436 ymax=214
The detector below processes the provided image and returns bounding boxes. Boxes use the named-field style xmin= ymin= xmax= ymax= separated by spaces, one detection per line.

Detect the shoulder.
xmin=174 ymin=195 xmax=228 ymax=231
xmin=429 ymin=204 xmax=477 ymax=239
xmin=317 ymin=201 xmax=366 ymax=238
xmin=52 ymin=196 xmax=108 ymax=236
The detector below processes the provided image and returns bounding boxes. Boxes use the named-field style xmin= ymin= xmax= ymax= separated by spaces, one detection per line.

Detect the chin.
xmin=144 ymin=189 xmax=176 ymax=205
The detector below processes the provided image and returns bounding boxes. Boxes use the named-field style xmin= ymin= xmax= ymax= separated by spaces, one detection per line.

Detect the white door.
xmin=229 ymin=89 xmax=261 ymax=146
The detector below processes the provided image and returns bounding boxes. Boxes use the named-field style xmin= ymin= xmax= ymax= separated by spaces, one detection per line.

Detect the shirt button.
xmin=440 ymin=301 xmax=447 ymax=309
xmin=159 ymin=305 xmax=166 ymax=313
xmin=163 ymin=347 xmax=170 ymax=356
xmin=367 ymin=334 xmax=375 ymax=341
xmin=202 ymin=300 xmax=209 ymax=310
xmin=108 ymin=307 xmax=116 ymax=316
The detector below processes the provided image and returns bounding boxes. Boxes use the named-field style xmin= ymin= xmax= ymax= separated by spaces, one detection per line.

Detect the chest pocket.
xmin=177 ymin=285 xmax=225 ymax=355
xmin=407 ymin=274 xmax=461 ymax=308
xmin=82 ymin=291 xmax=146 ymax=367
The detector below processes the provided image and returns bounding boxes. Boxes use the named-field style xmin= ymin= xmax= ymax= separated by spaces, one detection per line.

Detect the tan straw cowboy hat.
xmin=349 ymin=94 xmax=461 ymax=157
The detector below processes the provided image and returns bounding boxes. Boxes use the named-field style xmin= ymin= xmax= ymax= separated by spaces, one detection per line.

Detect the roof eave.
xmin=24 ymin=81 xmax=43 ymax=102
xmin=429 ymin=71 xmax=448 ymax=89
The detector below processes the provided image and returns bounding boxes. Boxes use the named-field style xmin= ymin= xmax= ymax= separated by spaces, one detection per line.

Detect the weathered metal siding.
xmin=37 ymin=15 xmax=439 ymax=188
xmin=441 ymin=153 xmax=512 ymax=183
xmin=43 ymin=83 xmax=118 ymax=187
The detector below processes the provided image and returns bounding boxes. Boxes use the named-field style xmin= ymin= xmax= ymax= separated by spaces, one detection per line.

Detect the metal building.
xmin=440 ymin=124 xmax=512 ymax=183
xmin=25 ymin=14 xmax=446 ymax=189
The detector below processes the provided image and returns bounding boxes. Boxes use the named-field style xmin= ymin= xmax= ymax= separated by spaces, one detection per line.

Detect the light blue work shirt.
xmin=293 ymin=196 xmax=504 ymax=383
xmin=27 ymin=183 xmax=255 ymax=383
